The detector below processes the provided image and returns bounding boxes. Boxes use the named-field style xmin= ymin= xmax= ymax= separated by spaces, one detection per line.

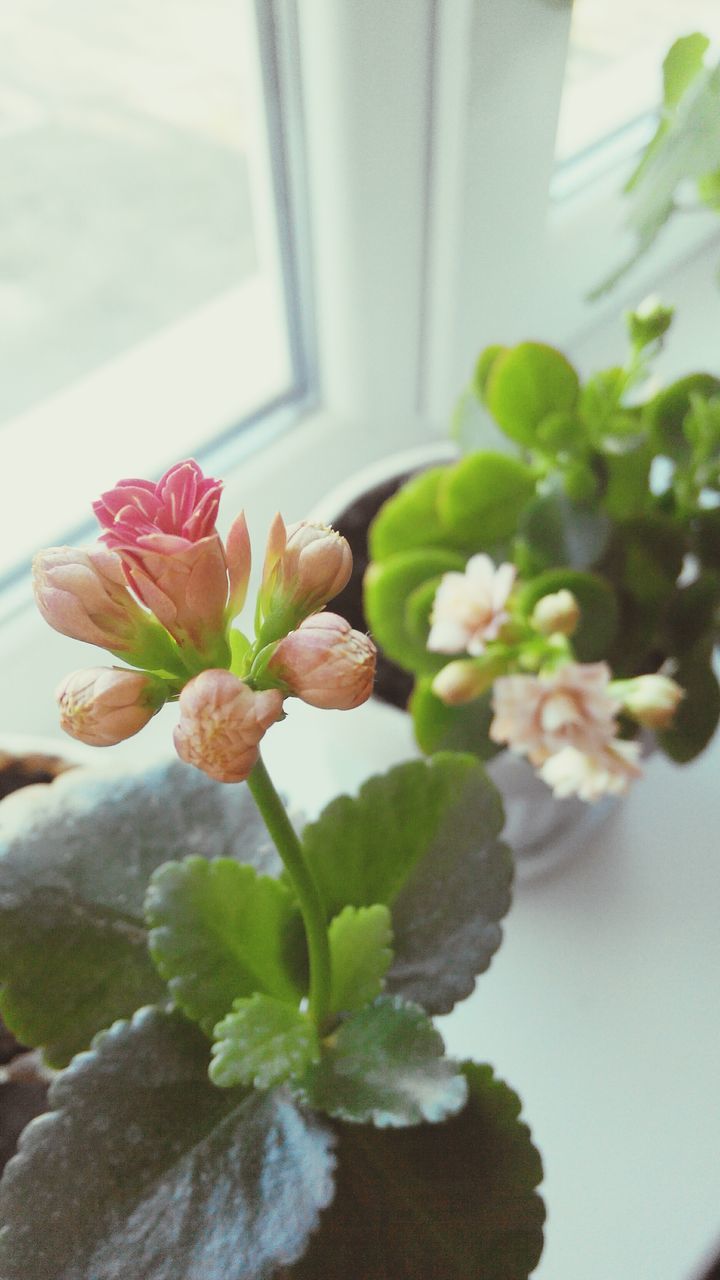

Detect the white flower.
xmin=427 ymin=555 xmax=516 ymax=656
xmin=539 ymin=740 xmax=642 ymax=802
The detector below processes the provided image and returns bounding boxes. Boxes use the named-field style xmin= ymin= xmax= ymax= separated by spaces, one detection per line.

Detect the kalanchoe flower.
xmin=490 ymin=661 xmax=642 ymax=800
xmin=610 ymin=673 xmax=684 ymax=730
xmin=530 ymin=589 xmax=580 ymax=638
xmin=427 ymin=555 xmax=516 ymax=656
xmin=267 ymin=612 xmax=376 ymax=710
xmin=56 ymin=667 xmax=167 ymax=746
xmin=256 ymin=515 xmax=353 ymax=644
xmin=93 ymin=460 xmax=249 ymax=664
xmin=32 ymin=546 xmax=179 ymax=670
xmin=173 ymin=669 xmax=284 ymax=783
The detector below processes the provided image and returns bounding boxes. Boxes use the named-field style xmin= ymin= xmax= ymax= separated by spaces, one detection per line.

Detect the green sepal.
xmin=210 ymin=994 xmax=319 ymax=1090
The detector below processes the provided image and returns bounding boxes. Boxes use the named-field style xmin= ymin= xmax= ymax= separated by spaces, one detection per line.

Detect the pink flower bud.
xmin=268 ymin=612 xmax=376 ymax=710
xmin=173 ymin=670 xmax=284 ymax=783
xmin=33 ymin=546 xmax=155 ymax=653
xmin=258 ymin=515 xmax=353 ymax=640
xmin=56 ymin=667 xmax=167 ymax=747
xmin=611 ymin=674 xmax=684 ymax=730
xmin=530 ymin=589 xmax=580 ymax=637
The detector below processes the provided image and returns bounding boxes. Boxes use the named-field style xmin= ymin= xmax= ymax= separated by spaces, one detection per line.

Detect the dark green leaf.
xmin=368 ymin=467 xmax=469 ymax=561
xmin=0 ymin=1007 xmax=335 ymax=1280
xmin=302 ymin=755 xmax=511 ymax=1015
xmin=485 ymin=342 xmax=580 ymax=447
xmin=602 ymin=446 xmax=652 ymax=520
xmin=516 ymin=489 xmax=611 ymax=573
xmin=658 ymin=646 xmax=720 ymax=762
xmin=145 ymin=857 xmax=305 ymax=1033
xmin=601 ymin=516 xmax=686 ymax=607
xmin=364 ymin=548 xmax=466 ymax=675
xmin=410 ymin=678 xmax=503 ymax=761
xmin=0 ymin=758 xmax=275 ymax=1067
xmin=437 ymin=451 xmax=537 ymax=544
xmin=328 ymin=905 xmax=393 ymax=1015
xmin=281 ymin=1062 xmax=545 ymax=1280
xmin=694 ymin=506 xmax=720 ymax=569
xmin=298 ymin=997 xmax=467 ymax=1127
xmin=210 ymin=995 xmax=319 ymax=1090
xmin=518 ymin=569 xmax=619 ymax=661
xmin=662 ymin=574 xmax=720 ymax=655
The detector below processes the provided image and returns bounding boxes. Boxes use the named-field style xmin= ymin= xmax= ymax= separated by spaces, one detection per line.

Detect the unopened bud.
xmin=56 ymin=667 xmax=167 ymax=746
xmin=432 ymin=655 xmax=505 ymax=706
xmin=34 ymin=547 xmax=153 ymax=653
xmin=268 ymin=612 xmax=376 ymax=710
xmin=257 ymin=515 xmax=352 ymax=642
xmin=173 ymin=670 xmax=284 ymax=783
xmin=611 ymin=674 xmax=684 ymax=730
xmin=530 ymin=589 xmax=580 ymax=638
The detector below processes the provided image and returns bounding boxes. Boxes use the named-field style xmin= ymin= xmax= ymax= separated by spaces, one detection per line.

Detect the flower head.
xmin=539 ymin=740 xmax=642 ymax=802
xmin=56 ymin=667 xmax=167 ymax=746
xmin=427 ymin=555 xmax=516 ymax=656
xmin=268 ymin=612 xmax=376 ymax=710
xmin=173 ymin=670 xmax=284 ymax=783
xmin=257 ymin=516 xmax=352 ymax=643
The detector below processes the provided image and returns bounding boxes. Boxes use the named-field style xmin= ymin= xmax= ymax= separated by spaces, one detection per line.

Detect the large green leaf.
xmin=484 ymin=342 xmax=580 ymax=447
xmin=145 ymin=857 xmax=306 ymax=1033
xmin=647 ymin=373 xmax=720 ymax=461
xmin=364 ymin=548 xmax=466 ymax=675
xmin=0 ymin=1008 xmax=336 ymax=1280
xmin=517 ymin=568 xmax=619 ymax=661
xmin=436 ymin=452 xmax=537 ymax=544
xmin=210 ymin=995 xmax=319 ymax=1090
xmin=281 ymin=1063 xmax=545 ymax=1280
xmin=0 ymin=758 xmax=276 ymax=1066
xmin=298 ymin=997 xmax=467 ymax=1127
xmin=410 ymin=679 xmax=502 ymax=762
xmin=368 ymin=467 xmax=470 ymax=561
xmin=301 ymin=755 xmax=512 ymax=1015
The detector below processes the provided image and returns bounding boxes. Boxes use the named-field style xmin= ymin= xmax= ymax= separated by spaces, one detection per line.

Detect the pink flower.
xmin=427 ymin=555 xmax=516 ymax=656
xmin=539 ymin=741 xmax=642 ymax=802
xmin=268 ymin=612 xmax=376 ymax=710
xmin=56 ymin=667 xmax=167 ymax=747
xmin=257 ymin=515 xmax=353 ymax=641
xmin=93 ymin=460 xmax=251 ymax=660
xmin=173 ymin=670 xmax=284 ymax=783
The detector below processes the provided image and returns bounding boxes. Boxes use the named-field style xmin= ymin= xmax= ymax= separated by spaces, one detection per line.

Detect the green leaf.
xmin=328 ymin=905 xmax=393 ymax=1015
xmin=603 ymin=446 xmax=652 ymax=520
xmin=484 ymin=342 xmax=580 ymax=447
xmin=663 ymin=32 xmax=711 ymax=108
xmin=302 ymin=754 xmax=512 ymax=1015
xmin=648 ymin=373 xmax=720 ymax=461
xmin=662 ymin=574 xmax=720 ymax=655
xmin=145 ymin=857 xmax=305 ymax=1033
xmin=0 ymin=1008 xmax=336 ymax=1280
xmin=210 ymin=995 xmax=319 ymax=1090
xmin=298 ymin=996 xmax=467 ymax=1127
xmin=658 ymin=645 xmax=720 ymax=762
xmin=517 ymin=569 xmax=619 ymax=661
xmin=364 ymin=548 xmax=466 ymax=675
xmin=694 ymin=506 xmax=720 ymax=569
xmin=516 ymin=489 xmax=611 ymax=573
xmin=437 ymin=451 xmax=537 ymax=544
xmin=0 ymin=758 xmax=276 ymax=1067
xmin=473 ymin=344 xmax=507 ymax=402
xmin=282 ymin=1062 xmax=545 ymax=1280
xmin=601 ymin=516 xmax=686 ymax=607
xmin=368 ymin=467 xmax=469 ymax=561
xmin=410 ymin=678 xmax=503 ymax=761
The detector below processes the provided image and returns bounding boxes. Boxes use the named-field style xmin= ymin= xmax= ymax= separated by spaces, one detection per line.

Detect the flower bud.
xmin=611 ymin=674 xmax=684 ymax=730
xmin=530 ymin=589 xmax=580 ymax=638
xmin=431 ymin=656 xmax=505 ymax=706
xmin=257 ymin=515 xmax=353 ymax=642
xmin=33 ymin=547 xmax=158 ymax=655
xmin=56 ymin=667 xmax=167 ymax=746
xmin=267 ymin=612 xmax=376 ymax=710
xmin=173 ymin=670 xmax=284 ymax=783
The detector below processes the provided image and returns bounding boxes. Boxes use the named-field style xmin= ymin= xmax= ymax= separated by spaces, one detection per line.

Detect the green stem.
xmin=247 ymin=754 xmax=332 ymax=1028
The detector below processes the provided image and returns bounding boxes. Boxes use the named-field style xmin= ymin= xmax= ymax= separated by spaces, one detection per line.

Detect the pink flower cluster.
xmin=34 ymin=460 xmax=376 ymax=783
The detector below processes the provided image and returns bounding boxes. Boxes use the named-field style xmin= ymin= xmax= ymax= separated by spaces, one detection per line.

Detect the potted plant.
xmin=0 ymin=460 xmax=544 ymax=1279
xmin=325 ymin=303 xmax=719 ymax=872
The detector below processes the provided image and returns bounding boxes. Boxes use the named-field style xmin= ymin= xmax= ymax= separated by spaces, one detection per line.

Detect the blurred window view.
xmin=556 ymin=0 xmax=720 ymax=167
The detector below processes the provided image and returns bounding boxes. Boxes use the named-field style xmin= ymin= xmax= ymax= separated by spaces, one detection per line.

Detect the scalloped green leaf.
xmin=145 ymin=857 xmax=306 ymax=1033
xmin=298 ymin=997 xmax=467 ymax=1127
xmin=210 ymin=995 xmax=319 ymax=1090
xmin=281 ymin=1062 xmax=545 ymax=1280
xmin=437 ymin=451 xmax=536 ymax=544
xmin=0 ymin=758 xmax=276 ymax=1067
xmin=328 ymin=905 xmax=393 ymax=1015
xmin=364 ymin=548 xmax=466 ymax=675
xmin=410 ymin=678 xmax=502 ymax=760
xmin=368 ymin=467 xmax=469 ymax=561
xmin=517 ymin=569 xmax=619 ymax=661
xmin=301 ymin=754 xmax=512 ymax=1015
xmin=658 ymin=645 xmax=720 ymax=762
xmin=484 ymin=342 xmax=580 ymax=447
xmin=0 ymin=1008 xmax=336 ymax=1280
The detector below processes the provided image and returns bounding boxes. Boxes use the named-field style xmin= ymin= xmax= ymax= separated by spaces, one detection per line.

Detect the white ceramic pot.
xmin=304 ymin=442 xmax=632 ymax=880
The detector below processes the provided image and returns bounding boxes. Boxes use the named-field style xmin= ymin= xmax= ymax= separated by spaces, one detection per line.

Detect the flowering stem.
xmin=247 ymin=754 xmax=332 ymax=1028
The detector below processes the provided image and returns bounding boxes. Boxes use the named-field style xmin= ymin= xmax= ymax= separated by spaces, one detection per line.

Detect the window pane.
xmin=2 ymin=0 xmax=294 ymax=579
xmin=556 ymin=1 xmax=720 ymax=166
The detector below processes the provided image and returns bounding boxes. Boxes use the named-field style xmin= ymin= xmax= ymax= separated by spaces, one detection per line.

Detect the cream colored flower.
xmin=427 ymin=555 xmax=516 ymax=656
xmin=539 ymin=740 xmax=642 ymax=802
xmin=490 ymin=662 xmax=620 ymax=765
